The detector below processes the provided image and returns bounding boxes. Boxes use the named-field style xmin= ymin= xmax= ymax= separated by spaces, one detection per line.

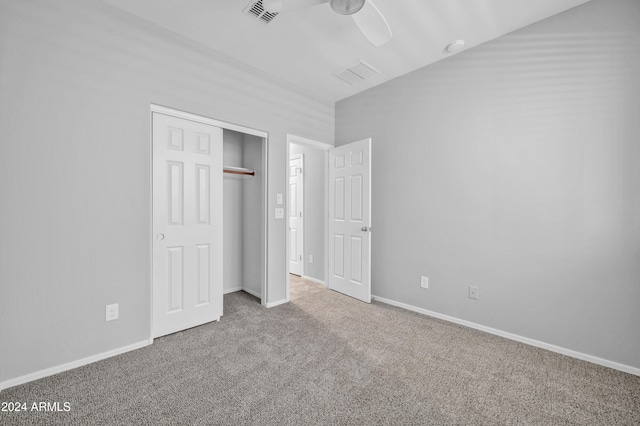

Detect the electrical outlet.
xmin=105 ymin=303 xmax=119 ymax=321
xmin=421 ymin=276 xmax=429 ymax=289
xmin=469 ymin=286 xmax=479 ymax=300
xmin=275 ymin=208 xmax=284 ymax=219
xmin=309 ymin=254 xmax=314 ymax=264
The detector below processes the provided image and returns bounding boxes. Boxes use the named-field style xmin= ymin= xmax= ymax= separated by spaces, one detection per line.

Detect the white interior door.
xmin=152 ymin=112 xmax=223 ymax=338
xmin=289 ymin=154 xmax=304 ymax=276
xmin=328 ymin=139 xmax=371 ymax=303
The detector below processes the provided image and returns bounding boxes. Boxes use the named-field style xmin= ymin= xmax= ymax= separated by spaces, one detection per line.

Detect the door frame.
xmin=289 ymin=153 xmax=304 ymax=277
xmin=285 ymin=134 xmax=332 ymax=301
xmin=150 ymin=104 xmax=269 ymax=341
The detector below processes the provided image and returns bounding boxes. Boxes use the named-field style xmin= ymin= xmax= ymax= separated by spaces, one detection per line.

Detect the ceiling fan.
xmin=263 ymin=0 xmax=393 ymax=47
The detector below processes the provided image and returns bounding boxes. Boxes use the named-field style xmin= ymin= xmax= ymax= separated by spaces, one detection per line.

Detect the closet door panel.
xmin=153 ymin=112 xmax=223 ymax=338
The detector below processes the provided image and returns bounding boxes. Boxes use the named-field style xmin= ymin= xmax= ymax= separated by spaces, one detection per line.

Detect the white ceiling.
xmin=100 ymin=0 xmax=591 ymax=104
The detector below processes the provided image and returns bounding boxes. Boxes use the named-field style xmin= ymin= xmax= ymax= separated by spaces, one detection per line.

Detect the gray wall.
xmin=336 ymin=0 xmax=640 ymax=369
xmin=0 ymin=0 xmax=333 ymax=384
xmin=290 ymin=144 xmax=326 ymax=282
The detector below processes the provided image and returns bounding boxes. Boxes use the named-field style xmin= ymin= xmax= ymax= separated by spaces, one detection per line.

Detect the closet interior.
xmin=223 ymin=129 xmax=266 ymax=302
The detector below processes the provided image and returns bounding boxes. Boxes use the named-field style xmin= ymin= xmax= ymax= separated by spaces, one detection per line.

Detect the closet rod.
xmin=223 ymin=166 xmax=255 ymax=177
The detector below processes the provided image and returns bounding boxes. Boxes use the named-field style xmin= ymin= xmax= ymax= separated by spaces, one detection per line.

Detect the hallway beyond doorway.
xmin=289 ymin=274 xmax=326 ymax=301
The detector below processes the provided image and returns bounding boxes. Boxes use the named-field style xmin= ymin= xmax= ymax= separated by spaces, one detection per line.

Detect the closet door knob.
xmin=157 ymin=233 xmax=165 ymax=241
xmin=361 ymin=226 xmax=370 ymax=232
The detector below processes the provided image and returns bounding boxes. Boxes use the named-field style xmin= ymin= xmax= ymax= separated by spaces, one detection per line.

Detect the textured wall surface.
xmin=336 ymin=0 xmax=640 ymax=369
xmin=0 ymin=0 xmax=333 ymax=384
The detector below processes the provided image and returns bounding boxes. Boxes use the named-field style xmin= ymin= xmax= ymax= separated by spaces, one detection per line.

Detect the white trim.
xmin=242 ymin=287 xmax=262 ymax=299
xmin=301 ymin=275 xmax=326 ymax=287
xmin=260 ymin=134 xmax=269 ymax=307
xmin=151 ymin=104 xmax=267 ymax=138
xmin=372 ymin=295 xmax=640 ymax=377
xmin=285 ymin=143 xmax=291 ymax=306
xmin=0 ymin=340 xmax=151 ymax=391
xmin=324 ymin=149 xmax=329 ymax=294
xmin=265 ymin=298 xmax=288 ymax=308
xmin=224 ymin=287 xmax=263 ymax=298
xmin=287 ymin=134 xmax=333 ymax=151
xmin=148 ymin=108 xmax=154 ymax=340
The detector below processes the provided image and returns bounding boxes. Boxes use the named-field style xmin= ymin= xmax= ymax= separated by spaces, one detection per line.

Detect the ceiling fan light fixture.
xmin=330 ymin=0 xmax=366 ymax=15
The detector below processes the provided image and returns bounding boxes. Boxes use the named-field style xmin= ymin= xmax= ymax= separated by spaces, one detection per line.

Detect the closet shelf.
xmin=223 ymin=166 xmax=255 ymax=177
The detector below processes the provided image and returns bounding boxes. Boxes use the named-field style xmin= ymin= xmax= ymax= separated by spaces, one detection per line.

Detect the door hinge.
xmin=299 ymin=212 xmax=302 ymax=218
xmin=299 ymin=255 xmax=302 ymax=261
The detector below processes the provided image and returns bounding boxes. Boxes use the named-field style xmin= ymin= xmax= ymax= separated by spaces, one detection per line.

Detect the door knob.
xmin=361 ymin=226 xmax=369 ymax=232
xmin=157 ymin=233 xmax=165 ymax=241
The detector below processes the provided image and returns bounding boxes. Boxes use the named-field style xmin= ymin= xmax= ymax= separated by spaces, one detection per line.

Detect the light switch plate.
xmin=276 ymin=193 xmax=283 ymax=205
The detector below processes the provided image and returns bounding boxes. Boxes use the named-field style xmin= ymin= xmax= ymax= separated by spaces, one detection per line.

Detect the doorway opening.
xmin=289 ymin=153 xmax=304 ymax=277
xmin=222 ymin=129 xmax=267 ymax=305
xmin=285 ymin=135 xmax=372 ymax=304
xmin=286 ymin=135 xmax=332 ymax=302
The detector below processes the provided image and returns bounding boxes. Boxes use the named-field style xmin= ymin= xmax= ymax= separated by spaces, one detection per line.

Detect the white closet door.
xmin=152 ymin=112 xmax=223 ymax=338
xmin=328 ymin=139 xmax=371 ymax=303
xmin=289 ymin=154 xmax=304 ymax=276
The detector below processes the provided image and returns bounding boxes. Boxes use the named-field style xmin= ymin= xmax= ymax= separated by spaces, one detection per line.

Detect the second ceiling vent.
xmin=333 ymin=60 xmax=381 ymax=85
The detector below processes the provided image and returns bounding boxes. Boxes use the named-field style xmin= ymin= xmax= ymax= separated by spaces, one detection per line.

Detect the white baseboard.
xmin=301 ymin=275 xmax=326 ymax=287
xmin=242 ymin=287 xmax=261 ymax=299
xmin=265 ymin=298 xmax=288 ymax=308
xmin=372 ymin=295 xmax=640 ymax=377
xmin=224 ymin=286 xmax=262 ymax=300
xmin=0 ymin=339 xmax=152 ymax=391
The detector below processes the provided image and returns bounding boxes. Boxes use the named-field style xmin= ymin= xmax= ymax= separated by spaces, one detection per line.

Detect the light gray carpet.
xmin=1 ymin=289 xmax=639 ymax=425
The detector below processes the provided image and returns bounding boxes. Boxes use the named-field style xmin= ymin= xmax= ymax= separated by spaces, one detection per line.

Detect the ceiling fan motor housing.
xmin=330 ymin=0 xmax=366 ymax=15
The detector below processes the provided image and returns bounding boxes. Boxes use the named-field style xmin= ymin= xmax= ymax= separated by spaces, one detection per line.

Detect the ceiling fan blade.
xmin=351 ymin=0 xmax=392 ymax=47
xmin=263 ymin=0 xmax=328 ymax=13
